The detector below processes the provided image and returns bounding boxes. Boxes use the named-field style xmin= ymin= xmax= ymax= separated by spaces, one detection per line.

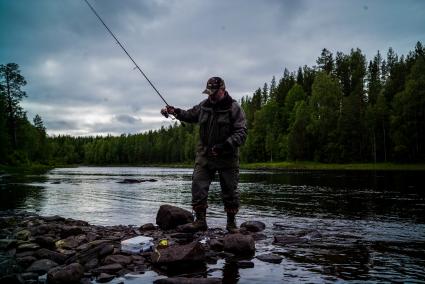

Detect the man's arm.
xmin=225 ymin=103 xmax=248 ymax=148
xmin=174 ymin=104 xmax=201 ymax=123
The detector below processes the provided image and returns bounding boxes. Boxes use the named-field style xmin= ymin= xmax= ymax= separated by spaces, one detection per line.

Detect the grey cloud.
xmin=1 ymin=0 xmax=424 ymax=136
xmin=114 ymin=114 xmax=141 ymax=124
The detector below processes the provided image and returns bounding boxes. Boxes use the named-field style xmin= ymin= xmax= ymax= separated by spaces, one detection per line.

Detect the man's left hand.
xmin=211 ymin=142 xmax=232 ymax=156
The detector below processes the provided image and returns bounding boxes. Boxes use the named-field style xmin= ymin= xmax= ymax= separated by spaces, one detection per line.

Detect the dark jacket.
xmin=176 ymin=92 xmax=247 ymax=164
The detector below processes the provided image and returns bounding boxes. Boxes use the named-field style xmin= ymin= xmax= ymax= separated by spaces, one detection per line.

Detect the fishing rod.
xmin=83 ymin=0 xmax=170 ymax=107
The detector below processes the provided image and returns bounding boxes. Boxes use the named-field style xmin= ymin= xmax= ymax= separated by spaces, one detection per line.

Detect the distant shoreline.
xmin=2 ymin=162 xmax=425 ymax=173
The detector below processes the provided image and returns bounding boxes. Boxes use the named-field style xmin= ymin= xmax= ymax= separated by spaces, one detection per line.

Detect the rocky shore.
xmin=0 ymin=205 xmax=272 ymax=284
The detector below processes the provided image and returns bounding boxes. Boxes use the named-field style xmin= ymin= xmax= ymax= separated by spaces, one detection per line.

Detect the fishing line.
xmin=83 ymin=0 xmax=170 ymax=107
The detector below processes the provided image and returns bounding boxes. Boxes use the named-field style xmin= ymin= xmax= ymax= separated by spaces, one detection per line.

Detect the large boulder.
xmin=47 ymin=263 xmax=84 ymax=284
xmin=156 ymin=205 xmax=194 ymax=230
xmin=223 ymin=234 xmax=255 ymax=256
xmin=151 ymin=241 xmax=205 ymax=265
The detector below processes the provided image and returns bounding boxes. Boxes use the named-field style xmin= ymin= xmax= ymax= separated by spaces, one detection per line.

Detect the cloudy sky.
xmin=0 ymin=0 xmax=424 ymax=136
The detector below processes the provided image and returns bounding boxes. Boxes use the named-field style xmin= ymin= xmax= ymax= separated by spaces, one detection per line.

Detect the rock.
xmin=156 ymin=205 xmax=194 ymax=230
xmin=209 ymin=239 xmax=224 ymax=251
xmin=16 ymin=256 xmax=37 ymax=268
xmin=154 ymin=277 xmax=222 ymax=284
xmin=17 ymin=243 xmax=40 ymax=252
xmin=43 ymin=215 xmax=65 ymax=222
xmin=66 ymin=241 xmax=113 ymax=265
xmin=19 ymin=272 xmax=39 ymax=281
xmin=236 ymin=260 xmax=254 ymax=268
xmin=0 ymin=239 xmax=17 ymax=250
xmin=273 ymin=235 xmax=308 ymax=245
xmin=97 ymin=273 xmax=115 ymax=283
xmin=140 ymin=223 xmax=156 ymax=231
xmin=256 ymin=253 xmax=283 ymax=264
xmin=15 ymin=230 xmax=31 ymax=241
xmin=60 ymin=226 xmax=84 ymax=238
xmin=252 ymin=233 xmax=267 ymax=241
xmin=151 ymin=241 xmax=205 ymax=265
xmin=240 ymin=221 xmax=266 ymax=232
xmin=0 ymin=274 xmax=25 ymax=284
xmin=35 ymin=248 xmax=67 ymax=264
xmin=104 ymin=254 xmax=132 ymax=266
xmin=26 ymin=259 xmax=58 ymax=275
xmin=47 ymin=262 xmax=84 ymax=284
xmin=223 ymin=234 xmax=255 ymax=256
xmin=34 ymin=236 xmax=56 ymax=249
xmin=84 ymin=258 xmax=99 ymax=270
xmin=96 ymin=263 xmax=123 ymax=274
xmin=56 ymin=235 xmax=83 ymax=249
xmin=31 ymin=224 xmax=56 ymax=236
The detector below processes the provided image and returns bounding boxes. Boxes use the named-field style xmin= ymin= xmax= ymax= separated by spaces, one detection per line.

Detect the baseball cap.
xmin=202 ymin=77 xmax=226 ymax=95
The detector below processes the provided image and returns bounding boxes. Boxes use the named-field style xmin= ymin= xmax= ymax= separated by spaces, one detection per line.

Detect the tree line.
xmin=1 ymin=42 xmax=424 ymax=166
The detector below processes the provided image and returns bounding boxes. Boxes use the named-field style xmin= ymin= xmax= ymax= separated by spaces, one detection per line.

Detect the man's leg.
xmin=179 ymin=163 xmax=215 ymax=232
xmin=218 ymin=167 xmax=240 ymax=233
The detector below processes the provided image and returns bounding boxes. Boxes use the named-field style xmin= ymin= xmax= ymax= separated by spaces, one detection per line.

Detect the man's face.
xmin=208 ymin=88 xmax=224 ymax=104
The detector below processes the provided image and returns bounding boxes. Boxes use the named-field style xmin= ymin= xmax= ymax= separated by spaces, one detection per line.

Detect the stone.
xmin=96 ymin=263 xmax=123 ymax=274
xmin=26 ymin=259 xmax=59 ymax=275
xmin=0 ymin=239 xmax=17 ymax=250
xmin=156 ymin=205 xmax=194 ymax=230
xmin=223 ymin=234 xmax=255 ymax=256
xmin=209 ymin=239 xmax=224 ymax=251
xmin=34 ymin=236 xmax=55 ymax=249
xmin=60 ymin=226 xmax=84 ymax=238
xmin=66 ymin=242 xmax=113 ymax=265
xmin=256 ymin=253 xmax=283 ymax=264
xmin=140 ymin=223 xmax=156 ymax=231
xmin=17 ymin=243 xmax=40 ymax=252
xmin=19 ymin=272 xmax=39 ymax=281
xmin=16 ymin=256 xmax=37 ymax=268
xmin=273 ymin=235 xmax=308 ymax=245
xmin=0 ymin=274 xmax=25 ymax=284
xmin=15 ymin=229 xmax=31 ymax=241
xmin=97 ymin=273 xmax=115 ymax=283
xmin=47 ymin=262 xmax=84 ymax=284
xmin=154 ymin=277 xmax=222 ymax=284
xmin=104 ymin=254 xmax=132 ymax=266
xmin=31 ymin=224 xmax=56 ymax=236
xmin=240 ymin=221 xmax=266 ymax=232
xmin=84 ymin=258 xmax=99 ymax=270
xmin=35 ymin=248 xmax=67 ymax=264
xmin=236 ymin=260 xmax=254 ymax=268
xmin=56 ymin=235 xmax=83 ymax=249
xmin=151 ymin=241 xmax=205 ymax=265
xmin=43 ymin=215 xmax=65 ymax=222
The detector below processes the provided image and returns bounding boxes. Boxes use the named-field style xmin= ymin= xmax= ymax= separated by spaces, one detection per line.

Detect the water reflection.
xmin=1 ymin=167 xmax=424 ymax=283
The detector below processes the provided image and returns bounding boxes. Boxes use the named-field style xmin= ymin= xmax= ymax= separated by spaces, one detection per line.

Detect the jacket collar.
xmin=203 ymin=91 xmax=234 ymax=110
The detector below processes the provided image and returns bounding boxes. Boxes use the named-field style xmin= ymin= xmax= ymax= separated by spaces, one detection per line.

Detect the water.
xmin=1 ymin=167 xmax=425 ymax=283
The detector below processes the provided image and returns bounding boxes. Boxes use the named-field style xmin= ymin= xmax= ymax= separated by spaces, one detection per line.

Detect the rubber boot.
xmin=177 ymin=209 xmax=208 ymax=232
xmin=226 ymin=212 xmax=239 ymax=234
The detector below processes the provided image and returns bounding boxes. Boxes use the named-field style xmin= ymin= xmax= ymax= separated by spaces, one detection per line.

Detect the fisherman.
xmin=161 ymin=77 xmax=247 ymax=233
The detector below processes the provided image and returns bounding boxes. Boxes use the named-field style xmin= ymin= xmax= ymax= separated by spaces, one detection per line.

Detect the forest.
xmin=1 ymin=42 xmax=424 ymax=166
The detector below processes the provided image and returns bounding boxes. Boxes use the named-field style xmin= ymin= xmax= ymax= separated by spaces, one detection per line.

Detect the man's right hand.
xmin=161 ymin=105 xmax=177 ymax=118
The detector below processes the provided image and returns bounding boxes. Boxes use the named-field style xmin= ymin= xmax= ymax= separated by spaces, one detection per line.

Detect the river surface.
xmin=1 ymin=167 xmax=425 ymax=283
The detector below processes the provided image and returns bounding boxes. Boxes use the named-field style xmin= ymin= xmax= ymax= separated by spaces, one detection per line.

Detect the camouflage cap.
xmin=202 ymin=77 xmax=226 ymax=95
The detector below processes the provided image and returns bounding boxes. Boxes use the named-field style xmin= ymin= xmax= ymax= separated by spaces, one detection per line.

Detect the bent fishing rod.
xmin=83 ymin=0 xmax=171 ymax=108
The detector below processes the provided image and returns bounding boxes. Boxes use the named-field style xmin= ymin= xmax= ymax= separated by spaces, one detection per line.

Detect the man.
xmin=161 ymin=77 xmax=247 ymax=233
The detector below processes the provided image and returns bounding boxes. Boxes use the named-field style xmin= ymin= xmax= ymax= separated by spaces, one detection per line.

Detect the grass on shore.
xmin=240 ymin=161 xmax=425 ymax=171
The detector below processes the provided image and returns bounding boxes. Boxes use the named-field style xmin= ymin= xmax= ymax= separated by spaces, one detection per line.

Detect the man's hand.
xmin=161 ymin=105 xmax=177 ymax=118
xmin=211 ymin=142 xmax=232 ymax=156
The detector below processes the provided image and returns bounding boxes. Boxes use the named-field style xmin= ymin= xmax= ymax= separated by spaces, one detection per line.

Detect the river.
xmin=1 ymin=167 xmax=424 ymax=283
